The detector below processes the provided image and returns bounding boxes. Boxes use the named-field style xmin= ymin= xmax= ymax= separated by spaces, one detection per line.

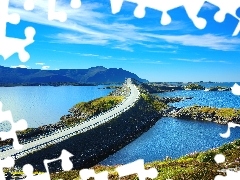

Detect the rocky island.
xmin=166 ymin=105 xmax=240 ymax=124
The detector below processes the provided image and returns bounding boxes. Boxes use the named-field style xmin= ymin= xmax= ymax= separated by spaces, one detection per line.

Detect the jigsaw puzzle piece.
xmin=220 ymin=122 xmax=240 ymax=138
xmin=24 ymin=0 xmax=35 ymax=11
xmin=23 ymin=164 xmax=50 ymax=180
xmin=0 ymin=102 xmax=28 ymax=150
xmin=0 ymin=0 xmax=36 ymax=62
xmin=133 ymin=0 xmax=184 ymax=25
xmin=0 ymin=157 xmax=14 ymax=180
xmin=182 ymin=0 xmax=207 ymax=29
xmin=70 ymin=0 xmax=81 ymax=9
xmin=0 ymin=27 xmax=36 ymax=62
xmin=48 ymin=0 xmax=67 ymax=22
xmin=79 ymin=169 xmax=108 ymax=180
xmin=23 ymin=149 xmax=73 ymax=180
xmin=0 ymin=0 xmax=20 ymax=38
xmin=207 ymin=0 xmax=240 ymax=22
xmin=115 ymin=159 xmax=158 ymax=180
xmin=207 ymin=0 xmax=240 ymax=36
xmin=109 ymin=0 xmax=206 ymax=27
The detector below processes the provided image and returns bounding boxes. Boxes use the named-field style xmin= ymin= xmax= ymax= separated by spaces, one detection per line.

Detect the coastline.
xmin=14 ymin=94 xmax=163 ymax=171
xmin=2 ymin=81 xmax=240 ymax=179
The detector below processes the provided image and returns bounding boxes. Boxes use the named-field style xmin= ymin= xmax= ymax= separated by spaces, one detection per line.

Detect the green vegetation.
xmin=208 ymin=86 xmax=230 ymax=91
xmin=71 ymin=96 xmax=123 ymax=115
xmin=17 ymin=128 xmax=36 ymax=135
xmin=48 ymin=139 xmax=240 ymax=180
xmin=177 ymin=106 xmax=240 ymax=123
xmin=185 ymin=83 xmax=205 ymax=90
xmin=62 ymin=96 xmax=124 ymax=125
xmin=141 ymin=93 xmax=168 ymax=111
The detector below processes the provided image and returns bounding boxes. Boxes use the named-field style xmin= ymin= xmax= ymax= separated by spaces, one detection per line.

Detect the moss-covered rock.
xmin=185 ymin=83 xmax=205 ymax=90
xmin=168 ymin=105 xmax=240 ymax=124
xmin=61 ymin=96 xmax=123 ymax=125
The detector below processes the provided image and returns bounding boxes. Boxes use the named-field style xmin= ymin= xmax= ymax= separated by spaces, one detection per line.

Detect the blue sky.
xmin=1 ymin=0 xmax=240 ymax=82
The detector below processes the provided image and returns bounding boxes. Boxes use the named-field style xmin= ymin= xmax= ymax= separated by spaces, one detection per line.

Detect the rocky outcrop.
xmin=159 ymin=97 xmax=193 ymax=104
xmin=165 ymin=105 xmax=240 ymax=124
xmin=184 ymin=83 xmax=205 ymax=90
xmin=207 ymin=86 xmax=231 ymax=91
xmin=139 ymin=83 xmax=184 ymax=93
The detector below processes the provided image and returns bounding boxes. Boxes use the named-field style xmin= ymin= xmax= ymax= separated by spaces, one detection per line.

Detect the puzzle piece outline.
xmin=214 ymin=86 xmax=240 ymax=179
xmin=23 ymin=149 xmax=74 ymax=180
xmin=110 ymin=0 xmax=240 ymax=36
xmin=0 ymin=101 xmax=28 ymax=150
xmin=0 ymin=0 xmax=36 ymax=62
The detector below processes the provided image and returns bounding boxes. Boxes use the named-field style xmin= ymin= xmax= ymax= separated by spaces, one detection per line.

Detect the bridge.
xmin=0 ymin=78 xmax=140 ymax=160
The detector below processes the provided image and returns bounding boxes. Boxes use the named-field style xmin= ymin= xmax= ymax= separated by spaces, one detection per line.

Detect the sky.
xmin=1 ymin=0 xmax=240 ymax=82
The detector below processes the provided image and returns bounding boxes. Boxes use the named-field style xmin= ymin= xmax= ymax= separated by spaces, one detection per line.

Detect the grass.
xmin=141 ymin=93 xmax=168 ymax=111
xmin=64 ymin=96 xmax=124 ymax=125
xmin=47 ymin=139 xmax=240 ymax=180
xmin=184 ymin=84 xmax=204 ymax=90
xmin=179 ymin=106 xmax=240 ymax=122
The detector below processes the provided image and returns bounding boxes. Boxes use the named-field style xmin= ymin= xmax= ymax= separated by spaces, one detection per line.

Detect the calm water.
xmin=158 ymin=82 xmax=240 ymax=108
xmin=101 ymin=83 xmax=240 ymax=165
xmin=158 ymin=90 xmax=240 ymax=108
xmin=101 ymin=117 xmax=240 ymax=165
xmin=0 ymin=86 xmax=111 ymax=131
xmin=1 ymin=84 xmax=240 ymax=165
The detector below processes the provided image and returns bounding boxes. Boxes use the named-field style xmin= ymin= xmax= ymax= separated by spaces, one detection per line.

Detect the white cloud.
xmin=172 ymin=58 xmax=232 ymax=64
xmin=42 ymin=66 xmax=50 ymax=70
xmin=144 ymin=34 xmax=240 ymax=51
xmin=8 ymin=0 xmax=240 ymax=52
xmin=36 ymin=62 xmax=45 ymax=65
xmin=81 ymin=54 xmax=99 ymax=57
xmin=11 ymin=65 xmax=29 ymax=68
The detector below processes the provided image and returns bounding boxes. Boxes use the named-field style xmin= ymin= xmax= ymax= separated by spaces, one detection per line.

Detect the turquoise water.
xmin=0 ymin=86 xmax=111 ymax=131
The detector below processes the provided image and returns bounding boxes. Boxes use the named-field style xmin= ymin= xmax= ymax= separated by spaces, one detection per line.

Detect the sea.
xmin=1 ymin=82 xmax=240 ymax=165
xmin=101 ymin=82 xmax=240 ymax=165
xmin=0 ymin=85 xmax=112 ymax=131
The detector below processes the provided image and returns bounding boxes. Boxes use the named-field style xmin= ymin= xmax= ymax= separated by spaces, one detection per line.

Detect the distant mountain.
xmin=0 ymin=66 xmax=148 ymax=85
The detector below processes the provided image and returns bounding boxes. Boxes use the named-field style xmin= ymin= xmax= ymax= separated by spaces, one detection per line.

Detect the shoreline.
xmin=164 ymin=105 xmax=240 ymax=125
xmin=14 ymin=94 xmax=163 ymax=171
xmin=2 ymin=81 xmax=240 ymax=178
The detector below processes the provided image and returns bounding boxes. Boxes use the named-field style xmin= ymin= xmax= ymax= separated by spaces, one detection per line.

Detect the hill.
xmin=0 ymin=66 xmax=148 ymax=85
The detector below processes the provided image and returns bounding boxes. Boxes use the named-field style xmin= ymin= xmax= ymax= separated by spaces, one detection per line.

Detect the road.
xmin=0 ymin=78 xmax=140 ymax=160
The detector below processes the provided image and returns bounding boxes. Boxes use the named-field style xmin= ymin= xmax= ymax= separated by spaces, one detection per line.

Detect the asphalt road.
xmin=0 ymin=78 xmax=140 ymax=160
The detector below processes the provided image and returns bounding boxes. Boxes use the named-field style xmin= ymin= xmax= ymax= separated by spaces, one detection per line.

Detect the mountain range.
xmin=0 ymin=66 xmax=147 ymax=85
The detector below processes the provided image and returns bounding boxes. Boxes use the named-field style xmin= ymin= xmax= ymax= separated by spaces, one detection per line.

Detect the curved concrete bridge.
xmin=0 ymin=78 xmax=140 ymax=160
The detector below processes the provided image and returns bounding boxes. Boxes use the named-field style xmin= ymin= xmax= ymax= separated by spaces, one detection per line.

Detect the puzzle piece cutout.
xmin=110 ymin=0 xmax=206 ymax=28
xmin=115 ymin=159 xmax=158 ymax=180
xmin=24 ymin=0 xmax=81 ymax=22
xmin=0 ymin=157 xmax=14 ymax=180
xmin=110 ymin=0 xmax=240 ymax=36
xmin=23 ymin=149 xmax=74 ymax=180
xmin=79 ymin=169 xmax=109 ymax=180
xmin=220 ymin=122 xmax=240 ymax=138
xmin=207 ymin=0 xmax=240 ymax=36
xmin=214 ymin=153 xmax=240 ymax=179
xmin=0 ymin=101 xmax=28 ymax=150
xmin=215 ymin=84 xmax=240 ymax=179
xmin=0 ymin=0 xmax=36 ymax=62
xmin=231 ymin=83 xmax=240 ymax=96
